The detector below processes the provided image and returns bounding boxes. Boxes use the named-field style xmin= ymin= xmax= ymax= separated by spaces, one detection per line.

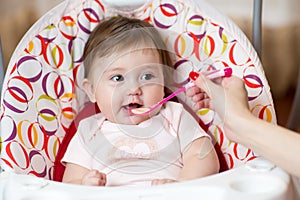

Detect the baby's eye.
xmin=141 ymin=73 xmax=155 ymax=81
xmin=111 ymin=75 xmax=124 ymax=82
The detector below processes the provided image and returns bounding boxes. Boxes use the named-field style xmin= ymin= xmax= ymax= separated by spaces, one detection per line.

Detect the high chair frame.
xmin=0 ymin=38 xmax=4 ymax=100
xmin=252 ymin=0 xmax=262 ymax=57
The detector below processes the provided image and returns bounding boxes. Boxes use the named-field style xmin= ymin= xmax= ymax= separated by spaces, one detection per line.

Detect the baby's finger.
xmin=151 ymin=179 xmax=176 ymax=185
xmin=84 ymin=170 xmax=106 ymax=186
xmin=83 ymin=177 xmax=105 ymax=186
xmin=151 ymin=179 xmax=160 ymax=185
xmin=93 ymin=170 xmax=106 ymax=185
xmin=97 ymin=173 xmax=107 ymax=185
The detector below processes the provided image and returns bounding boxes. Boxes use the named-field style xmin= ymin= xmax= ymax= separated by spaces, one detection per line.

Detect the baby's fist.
xmin=82 ymin=170 xmax=106 ymax=186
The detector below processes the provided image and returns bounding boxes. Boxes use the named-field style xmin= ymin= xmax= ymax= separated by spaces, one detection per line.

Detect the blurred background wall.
xmin=0 ymin=0 xmax=63 ymax=68
xmin=0 ymin=0 xmax=299 ymax=126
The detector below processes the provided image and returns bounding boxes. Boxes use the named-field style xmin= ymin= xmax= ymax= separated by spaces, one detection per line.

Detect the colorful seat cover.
xmin=0 ymin=0 xmax=276 ymax=179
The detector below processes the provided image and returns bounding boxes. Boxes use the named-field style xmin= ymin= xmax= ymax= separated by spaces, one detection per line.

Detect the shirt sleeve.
xmin=176 ymin=104 xmax=211 ymax=152
xmin=61 ymin=129 xmax=93 ymax=170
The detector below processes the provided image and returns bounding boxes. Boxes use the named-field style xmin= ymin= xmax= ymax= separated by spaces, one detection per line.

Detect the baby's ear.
xmin=82 ymin=79 xmax=96 ymax=103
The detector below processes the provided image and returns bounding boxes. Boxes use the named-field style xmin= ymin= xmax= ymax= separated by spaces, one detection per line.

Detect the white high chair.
xmin=0 ymin=0 xmax=297 ymax=199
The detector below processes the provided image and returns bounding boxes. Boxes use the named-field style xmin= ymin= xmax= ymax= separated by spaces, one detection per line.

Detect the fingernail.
xmin=189 ymin=71 xmax=199 ymax=81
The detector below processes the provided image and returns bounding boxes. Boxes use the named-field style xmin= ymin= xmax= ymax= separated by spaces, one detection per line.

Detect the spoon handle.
xmin=131 ymin=68 xmax=232 ymax=116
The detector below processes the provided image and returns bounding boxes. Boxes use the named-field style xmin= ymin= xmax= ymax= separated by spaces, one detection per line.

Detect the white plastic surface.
xmin=0 ymin=159 xmax=296 ymax=200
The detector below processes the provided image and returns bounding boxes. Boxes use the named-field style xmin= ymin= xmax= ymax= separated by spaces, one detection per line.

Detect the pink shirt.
xmin=62 ymin=102 xmax=209 ymax=186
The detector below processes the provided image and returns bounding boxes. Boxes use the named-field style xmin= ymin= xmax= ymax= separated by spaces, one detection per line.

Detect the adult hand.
xmin=188 ymin=71 xmax=251 ymax=142
xmin=185 ymin=85 xmax=211 ymax=110
xmin=189 ymin=71 xmax=300 ymax=179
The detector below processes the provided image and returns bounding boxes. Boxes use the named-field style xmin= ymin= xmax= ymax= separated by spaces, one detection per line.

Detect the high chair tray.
xmin=0 ymin=159 xmax=296 ymax=200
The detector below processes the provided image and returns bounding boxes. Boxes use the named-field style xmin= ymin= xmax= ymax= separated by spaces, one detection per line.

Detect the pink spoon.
xmin=130 ymin=67 xmax=232 ymax=116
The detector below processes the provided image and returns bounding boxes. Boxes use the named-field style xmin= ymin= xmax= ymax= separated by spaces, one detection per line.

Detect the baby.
xmin=62 ymin=16 xmax=219 ymax=186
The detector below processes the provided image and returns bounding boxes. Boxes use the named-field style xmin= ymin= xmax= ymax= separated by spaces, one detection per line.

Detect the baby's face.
xmin=90 ymin=49 xmax=165 ymax=125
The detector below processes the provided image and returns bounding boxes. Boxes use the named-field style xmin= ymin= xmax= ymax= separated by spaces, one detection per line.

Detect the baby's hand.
xmin=186 ymin=85 xmax=211 ymax=110
xmin=82 ymin=170 xmax=106 ymax=186
xmin=151 ymin=179 xmax=177 ymax=185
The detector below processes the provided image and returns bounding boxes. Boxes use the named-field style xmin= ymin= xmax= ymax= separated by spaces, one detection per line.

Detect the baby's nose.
xmin=128 ymin=86 xmax=142 ymax=96
xmin=127 ymin=80 xmax=142 ymax=96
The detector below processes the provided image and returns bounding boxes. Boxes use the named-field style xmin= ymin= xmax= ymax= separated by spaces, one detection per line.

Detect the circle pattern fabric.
xmin=0 ymin=0 xmax=276 ymax=179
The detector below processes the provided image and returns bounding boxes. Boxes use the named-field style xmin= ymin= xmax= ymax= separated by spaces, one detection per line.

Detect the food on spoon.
xmin=130 ymin=107 xmax=150 ymax=115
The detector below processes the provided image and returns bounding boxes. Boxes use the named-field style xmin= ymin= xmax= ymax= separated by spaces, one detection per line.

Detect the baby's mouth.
xmin=123 ymin=103 xmax=143 ymax=111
